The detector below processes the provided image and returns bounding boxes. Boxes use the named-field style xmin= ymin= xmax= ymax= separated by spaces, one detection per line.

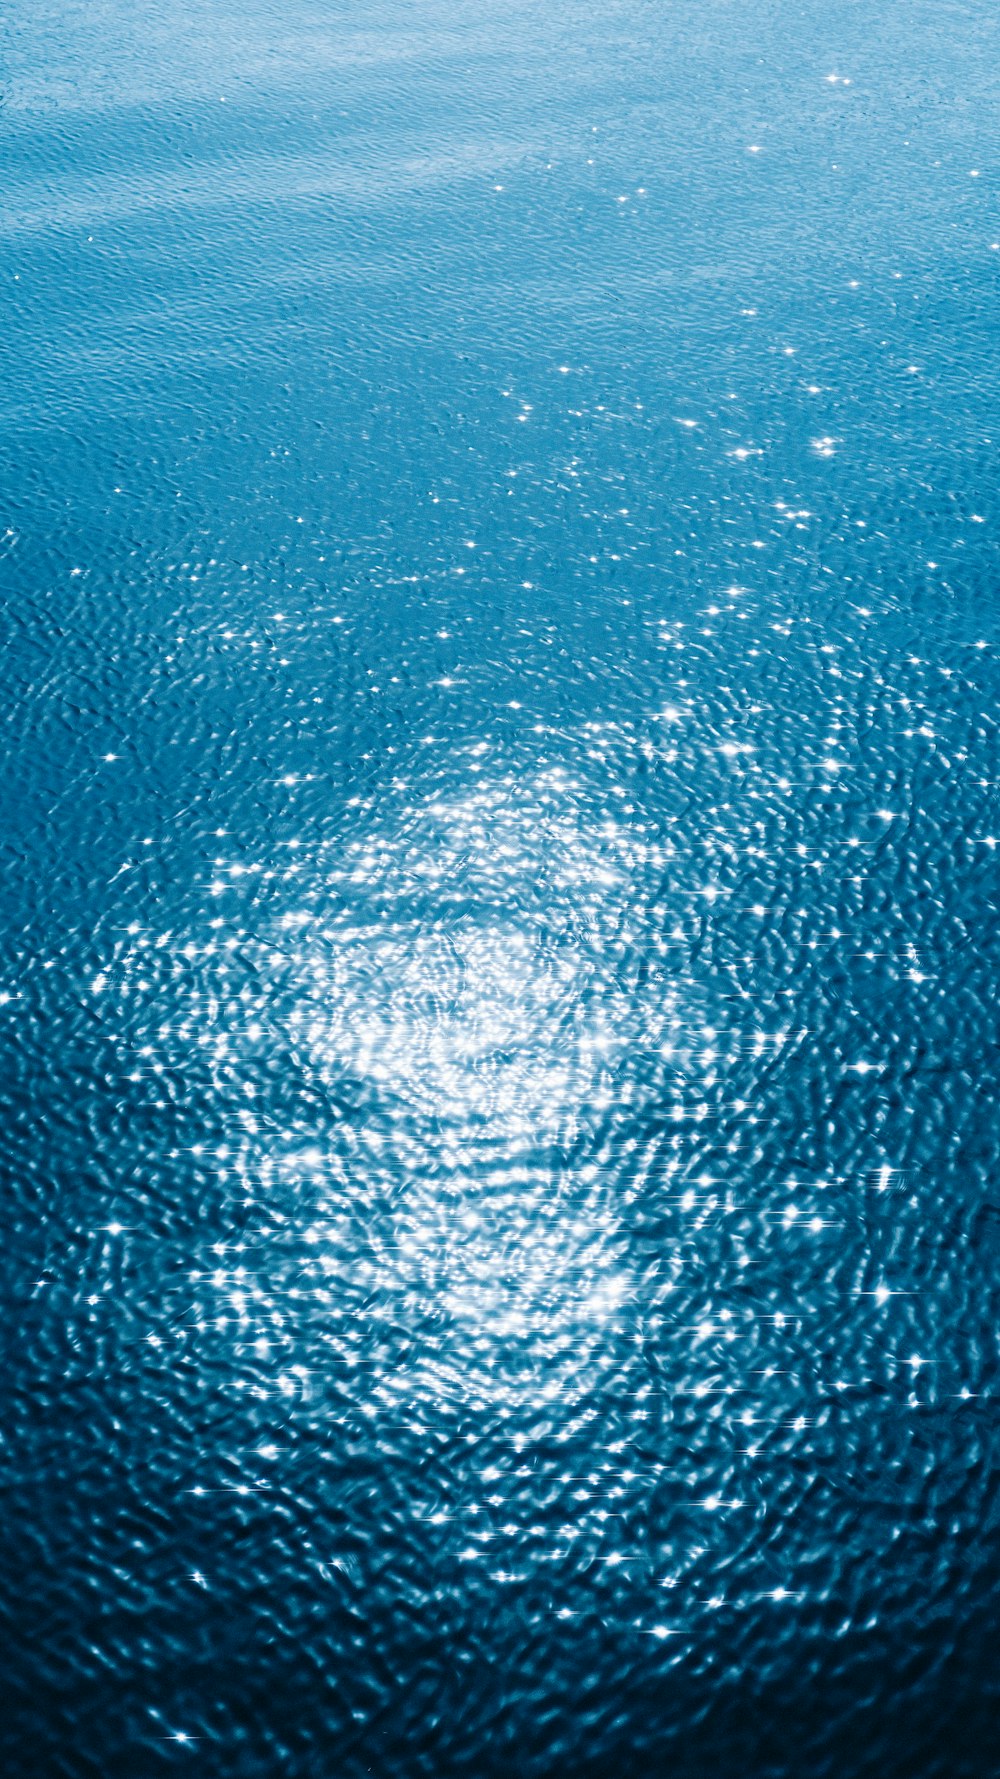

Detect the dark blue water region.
xmin=1 ymin=1 xmax=1000 ymax=1774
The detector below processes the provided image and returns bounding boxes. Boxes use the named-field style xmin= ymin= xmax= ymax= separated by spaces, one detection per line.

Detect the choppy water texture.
xmin=2 ymin=1 xmax=1000 ymax=1773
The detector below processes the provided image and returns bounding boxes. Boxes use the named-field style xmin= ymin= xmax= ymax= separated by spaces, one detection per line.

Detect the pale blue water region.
xmin=2 ymin=1 xmax=1000 ymax=1774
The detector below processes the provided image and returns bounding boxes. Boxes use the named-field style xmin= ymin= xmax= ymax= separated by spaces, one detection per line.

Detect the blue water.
xmin=3 ymin=1 xmax=1000 ymax=1773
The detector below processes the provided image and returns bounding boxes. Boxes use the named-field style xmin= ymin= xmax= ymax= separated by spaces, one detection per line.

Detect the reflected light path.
xmin=116 ymin=761 xmax=692 ymax=1426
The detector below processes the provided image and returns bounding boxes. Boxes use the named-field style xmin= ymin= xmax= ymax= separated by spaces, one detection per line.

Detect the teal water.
xmin=2 ymin=2 xmax=1000 ymax=1774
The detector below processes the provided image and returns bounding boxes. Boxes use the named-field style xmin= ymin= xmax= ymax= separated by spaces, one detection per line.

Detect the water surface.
xmin=2 ymin=1 xmax=1000 ymax=1774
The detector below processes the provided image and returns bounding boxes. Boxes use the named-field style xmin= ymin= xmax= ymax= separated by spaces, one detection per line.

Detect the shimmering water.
xmin=3 ymin=1 xmax=1000 ymax=1773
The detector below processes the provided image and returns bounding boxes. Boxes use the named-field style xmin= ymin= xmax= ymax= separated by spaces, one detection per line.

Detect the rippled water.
xmin=3 ymin=1 xmax=1000 ymax=1773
